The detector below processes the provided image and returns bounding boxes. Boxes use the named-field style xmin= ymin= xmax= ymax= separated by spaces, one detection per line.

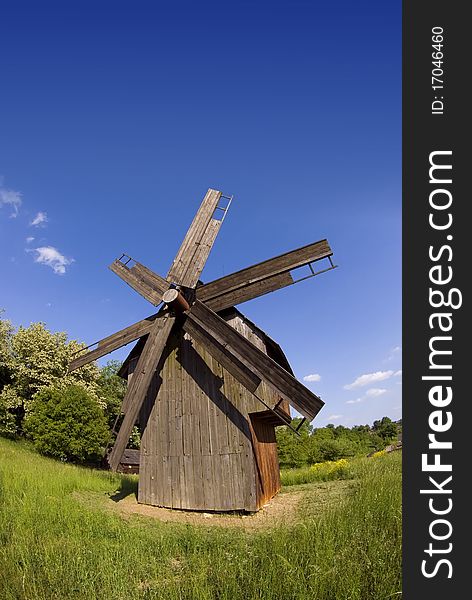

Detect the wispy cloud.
xmin=346 ymin=388 xmax=387 ymax=404
xmin=30 ymin=211 xmax=48 ymax=227
xmin=365 ymin=388 xmax=387 ymax=397
xmin=386 ymin=346 xmax=401 ymax=361
xmin=0 ymin=185 xmax=22 ymax=217
xmin=26 ymin=236 xmax=35 ymax=244
xmin=344 ymin=370 xmax=394 ymax=390
xmin=394 ymin=370 xmax=402 ymax=377
xmin=31 ymin=246 xmax=74 ymax=275
xmin=325 ymin=414 xmax=343 ymax=421
xmin=303 ymin=373 xmax=321 ymax=383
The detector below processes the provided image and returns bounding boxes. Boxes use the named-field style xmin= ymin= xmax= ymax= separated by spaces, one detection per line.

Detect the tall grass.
xmin=0 ymin=438 xmax=401 ymax=599
xmin=281 ymin=458 xmax=352 ymax=486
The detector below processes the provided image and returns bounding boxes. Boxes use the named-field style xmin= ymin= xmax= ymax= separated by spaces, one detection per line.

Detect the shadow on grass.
xmin=110 ymin=474 xmax=139 ymax=502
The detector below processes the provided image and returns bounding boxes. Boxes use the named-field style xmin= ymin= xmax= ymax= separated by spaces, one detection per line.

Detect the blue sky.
xmin=0 ymin=0 xmax=401 ymax=427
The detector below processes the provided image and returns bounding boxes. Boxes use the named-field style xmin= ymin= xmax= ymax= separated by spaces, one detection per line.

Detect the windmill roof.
xmin=117 ymin=305 xmax=294 ymax=379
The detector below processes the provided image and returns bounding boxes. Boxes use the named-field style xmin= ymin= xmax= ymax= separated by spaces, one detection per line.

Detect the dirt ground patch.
xmin=76 ymin=480 xmax=353 ymax=530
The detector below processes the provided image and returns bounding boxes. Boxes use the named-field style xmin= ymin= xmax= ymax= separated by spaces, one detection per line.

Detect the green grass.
xmin=0 ymin=438 xmax=401 ymax=599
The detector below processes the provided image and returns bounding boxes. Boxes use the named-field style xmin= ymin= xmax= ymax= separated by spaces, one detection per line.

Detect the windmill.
xmin=69 ymin=189 xmax=336 ymax=511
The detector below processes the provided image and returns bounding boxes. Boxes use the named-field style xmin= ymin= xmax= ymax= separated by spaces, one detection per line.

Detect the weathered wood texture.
xmin=69 ymin=313 xmax=159 ymax=372
xmin=166 ymin=189 xmax=223 ymax=288
xmin=109 ymin=259 xmax=168 ymax=306
xmin=108 ymin=315 xmax=175 ymax=471
xmin=117 ymin=448 xmax=140 ymax=474
xmin=117 ymin=337 xmax=147 ymax=380
xmin=135 ymin=311 xmax=284 ymax=511
xmin=185 ymin=300 xmax=324 ymax=421
xmin=249 ymin=414 xmax=281 ymax=509
xmin=197 ymin=239 xmax=333 ymax=311
xmin=203 ymin=272 xmax=294 ymax=312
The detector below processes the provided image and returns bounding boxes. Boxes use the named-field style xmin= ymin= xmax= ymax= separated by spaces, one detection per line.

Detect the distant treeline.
xmin=276 ymin=417 xmax=401 ymax=468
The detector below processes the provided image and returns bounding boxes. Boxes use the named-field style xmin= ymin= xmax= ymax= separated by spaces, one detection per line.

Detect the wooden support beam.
xmin=107 ymin=314 xmax=176 ymax=471
xmin=68 ymin=313 xmax=161 ymax=371
xmin=197 ymin=239 xmax=333 ymax=310
xmin=185 ymin=301 xmax=324 ymax=421
xmin=166 ymin=189 xmax=224 ymax=288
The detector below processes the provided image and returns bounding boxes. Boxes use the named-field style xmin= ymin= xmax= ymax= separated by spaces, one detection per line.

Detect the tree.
xmin=0 ymin=321 xmax=101 ymax=433
xmin=275 ymin=418 xmax=312 ymax=468
xmin=373 ymin=416 xmax=398 ymax=441
xmin=0 ymin=311 xmax=14 ymax=391
xmin=0 ymin=392 xmax=16 ymax=438
xmin=97 ymin=360 xmax=127 ymax=428
xmin=96 ymin=360 xmax=141 ymax=449
xmin=24 ymin=385 xmax=110 ymax=462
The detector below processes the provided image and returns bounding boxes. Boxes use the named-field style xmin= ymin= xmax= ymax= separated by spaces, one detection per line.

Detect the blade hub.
xmin=162 ymin=288 xmax=191 ymax=313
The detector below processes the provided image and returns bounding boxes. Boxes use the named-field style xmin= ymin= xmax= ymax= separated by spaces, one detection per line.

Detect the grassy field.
xmin=0 ymin=438 xmax=401 ymax=599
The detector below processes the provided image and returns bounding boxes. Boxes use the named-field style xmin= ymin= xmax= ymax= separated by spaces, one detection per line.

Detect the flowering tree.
xmin=0 ymin=315 xmax=101 ymax=433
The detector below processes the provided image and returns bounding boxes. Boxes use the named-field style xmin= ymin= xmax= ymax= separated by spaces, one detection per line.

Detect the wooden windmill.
xmin=69 ymin=189 xmax=336 ymax=511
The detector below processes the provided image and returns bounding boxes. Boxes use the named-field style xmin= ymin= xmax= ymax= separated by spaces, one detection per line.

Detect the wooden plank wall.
xmin=249 ymin=415 xmax=281 ymax=509
xmin=136 ymin=312 xmax=281 ymax=512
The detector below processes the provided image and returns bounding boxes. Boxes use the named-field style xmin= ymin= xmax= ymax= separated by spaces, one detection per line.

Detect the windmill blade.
xmin=107 ymin=314 xmax=176 ymax=471
xmin=183 ymin=300 xmax=323 ymax=421
xmin=166 ymin=188 xmax=230 ymax=288
xmin=109 ymin=256 xmax=169 ymax=305
xmin=196 ymin=239 xmax=334 ymax=312
xmin=68 ymin=312 xmax=163 ymax=372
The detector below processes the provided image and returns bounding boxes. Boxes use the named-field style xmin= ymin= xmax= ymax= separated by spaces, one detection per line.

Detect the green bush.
xmin=24 ymin=385 xmax=110 ymax=462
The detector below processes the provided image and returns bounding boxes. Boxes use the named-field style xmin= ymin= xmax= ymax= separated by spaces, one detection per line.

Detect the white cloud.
xmin=303 ymin=373 xmax=321 ymax=382
xmin=0 ymin=186 xmax=22 ymax=217
xmin=32 ymin=246 xmax=74 ymax=275
xmin=30 ymin=211 xmax=48 ymax=227
xmin=26 ymin=236 xmax=35 ymax=243
xmin=344 ymin=370 xmax=394 ymax=390
xmin=346 ymin=398 xmax=363 ymax=404
xmin=365 ymin=388 xmax=387 ymax=397
xmin=394 ymin=370 xmax=402 ymax=377
xmin=325 ymin=414 xmax=343 ymax=421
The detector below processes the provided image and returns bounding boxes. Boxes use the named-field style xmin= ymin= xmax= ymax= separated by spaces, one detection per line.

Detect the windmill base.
xmin=124 ymin=310 xmax=290 ymax=513
xmin=135 ymin=413 xmax=281 ymax=512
